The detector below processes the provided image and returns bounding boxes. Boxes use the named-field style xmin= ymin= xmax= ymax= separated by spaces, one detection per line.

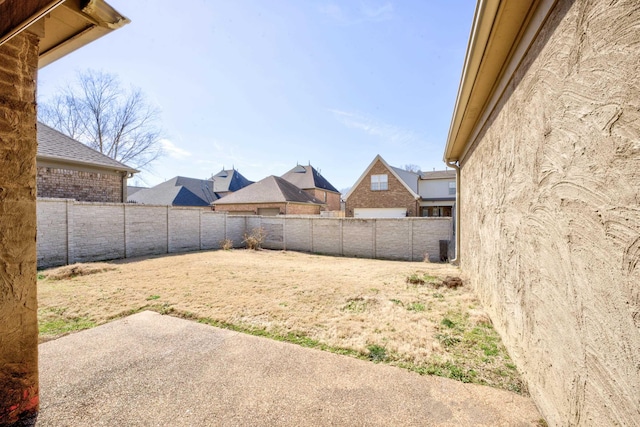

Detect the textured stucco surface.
xmin=0 ymin=32 xmax=39 ymax=424
xmin=459 ymin=1 xmax=640 ymax=425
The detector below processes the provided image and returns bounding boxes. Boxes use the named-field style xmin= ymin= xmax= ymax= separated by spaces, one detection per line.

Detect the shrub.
xmin=220 ymin=238 xmax=233 ymax=250
xmin=243 ymin=227 xmax=266 ymax=250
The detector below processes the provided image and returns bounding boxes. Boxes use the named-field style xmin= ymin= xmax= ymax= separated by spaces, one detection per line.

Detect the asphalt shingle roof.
xmin=212 ymin=169 xmax=253 ymax=193
xmin=420 ymin=170 xmax=456 ymax=180
xmin=128 ymin=176 xmax=218 ymax=206
xmin=213 ymin=176 xmax=324 ymax=205
xmin=37 ymin=122 xmax=137 ymax=173
xmin=280 ymin=165 xmax=339 ymax=193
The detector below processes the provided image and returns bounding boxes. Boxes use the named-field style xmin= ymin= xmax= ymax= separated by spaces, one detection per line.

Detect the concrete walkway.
xmin=38 ymin=311 xmax=542 ymax=426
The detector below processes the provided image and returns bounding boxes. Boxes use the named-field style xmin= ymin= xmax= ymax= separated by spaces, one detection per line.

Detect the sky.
xmin=38 ymin=0 xmax=476 ymax=191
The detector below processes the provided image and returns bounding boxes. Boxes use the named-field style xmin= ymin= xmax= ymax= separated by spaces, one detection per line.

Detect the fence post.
xmin=123 ymin=203 xmax=127 ymax=259
xmin=66 ymin=199 xmax=74 ymax=264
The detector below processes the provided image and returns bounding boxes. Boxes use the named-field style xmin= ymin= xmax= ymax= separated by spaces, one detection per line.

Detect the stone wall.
xmin=37 ymin=199 xmax=452 ymax=268
xmin=459 ymin=1 xmax=640 ymax=425
xmin=345 ymin=159 xmax=418 ymax=217
xmin=0 ymin=31 xmax=39 ymax=425
xmin=37 ymin=166 xmax=124 ymax=202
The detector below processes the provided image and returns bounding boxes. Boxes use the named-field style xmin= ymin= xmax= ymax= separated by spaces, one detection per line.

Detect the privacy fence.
xmin=37 ymin=198 xmax=453 ymax=268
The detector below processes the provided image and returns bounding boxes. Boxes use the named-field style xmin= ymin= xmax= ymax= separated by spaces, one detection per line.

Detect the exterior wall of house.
xmin=459 ymin=1 xmax=640 ymax=425
xmin=304 ymin=188 xmax=341 ymax=211
xmin=418 ymin=179 xmax=455 ymax=199
xmin=0 ymin=31 xmax=40 ymax=425
xmin=345 ymin=160 xmax=418 ymax=217
xmin=37 ymin=166 xmax=125 ymax=202
xmin=215 ymin=202 xmax=321 ymax=215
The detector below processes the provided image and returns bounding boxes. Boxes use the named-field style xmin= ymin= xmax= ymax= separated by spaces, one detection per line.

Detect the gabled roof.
xmin=421 ymin=170 xmax=456 ymax=180
xmin=343 ymin=155 xmax=420 ymax=200
xmin=128 ymin=176 xmax=217 ymax=206
xmin=212 ymin=169 xmax=253 ymax=193
xmin=280 ymin=165 xmax=339 ymax=193
xmin=37 ymin=122 xmax=138 ymax=174
xmin=213 ymin=176 xmax=324 ymax=205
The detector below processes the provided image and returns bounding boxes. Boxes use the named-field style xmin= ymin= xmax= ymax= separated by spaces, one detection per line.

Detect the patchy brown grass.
xmin=37 ymin=249 xmax=526 ymax=394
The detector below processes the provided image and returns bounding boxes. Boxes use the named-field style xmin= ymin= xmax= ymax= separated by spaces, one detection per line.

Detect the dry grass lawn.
xmin=38 ymin=249 xmax=526 ymax=394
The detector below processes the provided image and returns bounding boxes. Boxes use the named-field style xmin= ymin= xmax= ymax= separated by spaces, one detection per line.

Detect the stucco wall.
xmin=459 ymin=1 xmax=640 ymax=425
xmin=36 ymin=199 xmax=452 ymax=267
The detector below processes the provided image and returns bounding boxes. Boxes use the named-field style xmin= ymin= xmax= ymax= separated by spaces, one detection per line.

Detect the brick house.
xmin=344 ymin=155 xmax=421 ymax=218
xmin=280 ymin=164 xmax=341 ymax=211
xmin=37 ymin=122 xmax=138 ymax=203
xmin=213 ymin=175 xmax=324 ymax=215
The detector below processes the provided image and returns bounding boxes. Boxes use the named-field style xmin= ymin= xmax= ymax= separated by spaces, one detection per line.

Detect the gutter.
xmin=445 ymin=160 xmax=460 ymax=265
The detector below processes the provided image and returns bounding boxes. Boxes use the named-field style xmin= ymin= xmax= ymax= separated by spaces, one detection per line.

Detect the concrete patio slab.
xmin=38 ymin=311 xmax=542 ymax=426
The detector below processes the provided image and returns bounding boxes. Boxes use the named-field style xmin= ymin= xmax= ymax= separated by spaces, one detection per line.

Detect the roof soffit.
xmin=444 ymin=0 xmax=558 ymax=163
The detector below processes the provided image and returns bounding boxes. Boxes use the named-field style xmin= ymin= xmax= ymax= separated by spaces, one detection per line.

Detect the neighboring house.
xmin=37 ymin=122 xmax=138 ymax=203
xmin=211 ymin=168 xmax=253 ymax=197
xmin=128 ymin=176 xmax=217 ymax=207
xmin=344 ymin=155 xmax=420 ymax=218
xmin=212 ymin=175 xmax=324 ymax=215
xmin=126 ymin=185 xmax=147 ymax=197
xmin=345 ymin=155 xmax=455 ymax=218
xmin=418 ymin=170 xmax=456 ymax=217
xmin=280 ymin=164 xmax=341 ymax=211
xmin=443 ymin=1 xmax=639 ymax=426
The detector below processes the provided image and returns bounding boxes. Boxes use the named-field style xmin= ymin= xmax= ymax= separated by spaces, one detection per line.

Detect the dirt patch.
xmin=37 ymin=249 xmax=526 ymax=393
xmin=41 ymin=263 xmax=118 ymax=280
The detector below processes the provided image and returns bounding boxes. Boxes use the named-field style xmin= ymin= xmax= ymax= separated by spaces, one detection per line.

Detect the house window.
xmin=448 ymin=181 xmax=456 ymax=195
xmin=371 ymin=174 xmax=388 ymax=191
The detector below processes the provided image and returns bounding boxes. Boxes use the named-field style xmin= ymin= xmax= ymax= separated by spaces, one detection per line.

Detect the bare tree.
xmin=402 ymin=164 xmax=421 ymax=173
xmin=39 ymin=70 xmax=164 ymax=170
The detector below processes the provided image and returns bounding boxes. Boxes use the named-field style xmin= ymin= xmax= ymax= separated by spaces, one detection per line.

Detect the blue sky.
xmin=38 ymin=0 xmax=476 ymax=191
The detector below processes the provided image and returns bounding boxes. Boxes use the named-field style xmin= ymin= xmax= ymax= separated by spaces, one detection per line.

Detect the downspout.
xmin=445 ymin=160 xmax=460 ymax=265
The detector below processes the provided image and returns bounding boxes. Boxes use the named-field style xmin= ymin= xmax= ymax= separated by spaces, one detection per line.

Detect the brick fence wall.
xmin=37 ymin=198 xmax=453 ymax=268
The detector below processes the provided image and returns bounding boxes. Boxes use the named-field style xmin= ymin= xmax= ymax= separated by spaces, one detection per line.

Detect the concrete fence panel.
xmin=412 ymin=218 xmax=452 ymax=262
xmin=225 ymin=215 xmax=246 ymax=248
xmin=342 ymin=219 xmax=374 ymax=258
xmin=260 ymin=217 xmax=285 ymax=250
xmin=168 ymin=208 xmax=201 ymax=253
xmin=285 ymin=217 xmax=312 ymax=252
xmin=125 ymin=205 xmax=168 ymax=258
xmin=37 ymin=199 xmax=70 ymax=268
xmin=200 ymin=212 xmax=225 ymax=249
xmin=36 ymin=199 xmax=453 ymax=268
xmin=375 ymin=219 xmax=411 ymax=260
xmin=311 ymin=219 xmax=342 ymax=255
xmin=71 ymin=203 xmax=124 ymax=263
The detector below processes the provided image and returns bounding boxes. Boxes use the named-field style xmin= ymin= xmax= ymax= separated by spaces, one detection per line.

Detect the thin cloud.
xmin=160 ymin=139 xmax=191 ymax=159
xmin=319 ymin=1 xmax=394 ymax=25
xmin=329 ymin=109 xmax=418 ymax=147
xmin=361 ymin=2 xmax=394 ymax=22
